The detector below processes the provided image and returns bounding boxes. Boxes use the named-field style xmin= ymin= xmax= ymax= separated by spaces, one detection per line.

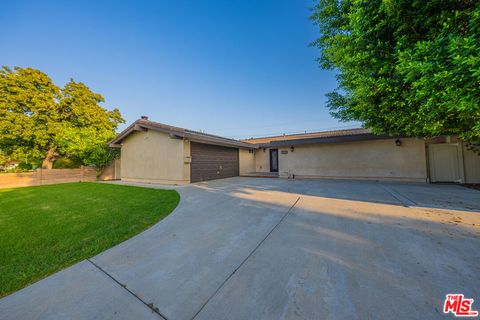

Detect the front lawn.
xmin=0 ymin=182 xmax=180 ymax=297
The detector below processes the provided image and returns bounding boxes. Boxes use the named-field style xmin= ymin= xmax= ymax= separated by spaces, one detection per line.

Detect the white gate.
xmin=428 ymin=143 xmax=463 ymax=183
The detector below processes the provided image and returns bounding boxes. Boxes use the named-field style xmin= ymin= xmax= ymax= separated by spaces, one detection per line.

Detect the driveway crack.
xmin=379 ymin=184 xmax=417 ymax=207
xmin=190 ymin=196 xmax=301 ymax=320
xmin=87 ymin=258 xmax=168 ymax=320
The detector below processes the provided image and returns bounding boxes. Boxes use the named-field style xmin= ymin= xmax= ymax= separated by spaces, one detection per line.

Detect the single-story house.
xmin=109 ymin=116 xmax=480 ymax=185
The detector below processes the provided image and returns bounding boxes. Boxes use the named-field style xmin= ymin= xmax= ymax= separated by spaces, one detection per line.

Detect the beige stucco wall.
xmin=120 ymin=130 xmax=433 ymax=183
xmin=239 ymin=149 xmax=256 ymax=174
xmin=120 ymin=130 xmax=190 ymax=185
xmin=255 ymin=148 xmax=270 ymax=172
xmin=278 ymin=138 xmax=427 ymax=182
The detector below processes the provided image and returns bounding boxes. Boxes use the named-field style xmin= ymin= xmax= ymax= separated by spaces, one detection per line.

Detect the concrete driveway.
xmin=1 ymin=177 xmax=479 ymax=320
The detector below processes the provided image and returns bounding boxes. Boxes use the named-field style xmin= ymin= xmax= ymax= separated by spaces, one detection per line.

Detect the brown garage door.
xmin=190 ymin=142 xmax=239 ymax=183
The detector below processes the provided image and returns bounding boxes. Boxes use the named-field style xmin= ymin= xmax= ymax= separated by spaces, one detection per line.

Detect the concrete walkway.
xmin=1 ymin=178 xmax=479 ymax=319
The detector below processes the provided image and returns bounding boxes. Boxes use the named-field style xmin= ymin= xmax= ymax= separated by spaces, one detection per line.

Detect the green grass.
xmin=0 ymin=182 xmax=180 ymax=297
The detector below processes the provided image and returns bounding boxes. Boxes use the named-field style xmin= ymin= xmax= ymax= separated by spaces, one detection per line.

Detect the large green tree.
xmin=0 ymin=66 xmax=124 ymax=169
xmin=311 ymin=0 xmax=480 ymax=143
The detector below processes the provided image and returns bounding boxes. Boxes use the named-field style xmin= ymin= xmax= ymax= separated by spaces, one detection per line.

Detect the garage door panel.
xmin=191 ymin=143 xmax=239 ymax=183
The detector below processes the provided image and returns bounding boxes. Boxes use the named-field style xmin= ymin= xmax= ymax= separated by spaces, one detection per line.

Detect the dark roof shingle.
xmin=110 ymin=118 xmax=256 ymax=149
xmin=242 ymin=128 xmax=373 ymax=144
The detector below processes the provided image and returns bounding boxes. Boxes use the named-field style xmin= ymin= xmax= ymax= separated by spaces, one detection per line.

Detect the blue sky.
xmin=0 ymin=0 xmax=360 ymax=139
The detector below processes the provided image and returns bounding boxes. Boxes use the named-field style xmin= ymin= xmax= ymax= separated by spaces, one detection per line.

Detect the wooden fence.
xmin=98 ymin=158 xmax=121 ymax=181
xmin=0 ymin=166 xmax=98 ymax=189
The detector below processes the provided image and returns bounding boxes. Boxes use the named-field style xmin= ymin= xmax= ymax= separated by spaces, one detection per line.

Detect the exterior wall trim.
xmin=264 ymin=133 xmax=398 ymax=148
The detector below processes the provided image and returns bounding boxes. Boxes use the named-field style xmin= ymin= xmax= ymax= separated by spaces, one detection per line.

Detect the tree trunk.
xmin=41 ymin=148 xmax=57 ymax=169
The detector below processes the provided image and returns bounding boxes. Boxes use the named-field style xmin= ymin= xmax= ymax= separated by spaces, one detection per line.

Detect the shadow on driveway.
xmin=1 ymin=177 xmax=479 ymax=320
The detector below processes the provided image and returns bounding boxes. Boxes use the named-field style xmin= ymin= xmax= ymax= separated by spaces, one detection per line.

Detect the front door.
xmin=269 ymin=149 xmax=279 ymax=172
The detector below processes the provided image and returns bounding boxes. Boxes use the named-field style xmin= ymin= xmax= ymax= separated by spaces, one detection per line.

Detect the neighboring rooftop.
xmin=241 ymin=128 xmax=373 ymax=144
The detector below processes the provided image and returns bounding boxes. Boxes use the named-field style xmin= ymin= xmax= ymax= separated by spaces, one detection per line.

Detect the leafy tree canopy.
xmin=0 ymin=66 xmax=124 ymax=168
xmin=311 ymin=0 xmax=480 ymax=143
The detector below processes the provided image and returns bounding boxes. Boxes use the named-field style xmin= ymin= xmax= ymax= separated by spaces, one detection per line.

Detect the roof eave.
xmin=108 ymin=119 xmax=258 ymax=149
xmin=184 ymin=132 xmax=257 ymax=149
xmin=261 ymin=133 xmax=397 ymax=148
xmin=108 ymin=122 xmax=139 ymax=147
